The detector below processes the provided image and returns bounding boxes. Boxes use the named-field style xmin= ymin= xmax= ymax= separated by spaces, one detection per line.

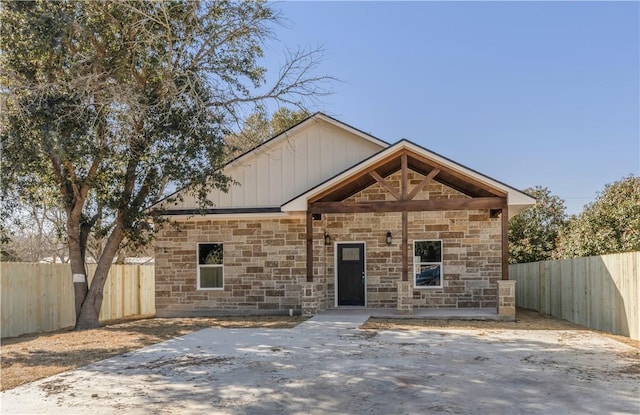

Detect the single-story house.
xmin=154 ymin=113 xmax=535 ymax=318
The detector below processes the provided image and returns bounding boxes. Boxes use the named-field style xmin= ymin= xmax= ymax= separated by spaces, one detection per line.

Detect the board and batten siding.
xmin=171 ymin=120 xmax=384 ymax=210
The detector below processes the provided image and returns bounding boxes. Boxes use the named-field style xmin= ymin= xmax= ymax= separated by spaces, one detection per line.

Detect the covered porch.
xmin=282 ymin=141 xmax=520 ymax=319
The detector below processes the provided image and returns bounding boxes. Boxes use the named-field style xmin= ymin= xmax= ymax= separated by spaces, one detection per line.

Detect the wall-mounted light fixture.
xmin=386 ymin=231 xmax=392 ymax=246
xmin=324 ymin=232 xmax=331 ymax=246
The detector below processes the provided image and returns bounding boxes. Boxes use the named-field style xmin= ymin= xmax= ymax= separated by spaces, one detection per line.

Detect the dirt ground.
xmin=0 ymin=316 xmax=307 ymax=391
xmin=365 ymin=308 xmax=618 ymax=330
xmin=1 ymin=309 xmax=638 ymax=393
xmin=364 ymin=308 xmax=640 ymax=374
xmin=362 ymin=308 xmax=640 ymax=350
xmin=3 ymin=310 xmax=640 ymax=415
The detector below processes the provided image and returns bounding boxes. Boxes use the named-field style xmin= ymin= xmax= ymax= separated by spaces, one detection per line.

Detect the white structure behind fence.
xmin=1 ymin=263 xmax=155 ymax=338
xmin=510 ymin=252 xmax=639 ymax=340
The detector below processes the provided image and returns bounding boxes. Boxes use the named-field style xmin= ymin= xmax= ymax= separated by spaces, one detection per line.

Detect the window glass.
xmin=197 ymin=243 xmax=223 ymax=289
xmin=200 ymin=266 xmax=223 ymax=288
xmin=342 ymin=247 xmax=360 ymax=261
xmin=414 ymin=240 xmax=442 ymax=263
xmin=413 ymin=240 xmax=443 ymax=289
xmin=415 ymin=264 xmax=441 ymax=287
xmin=199 ymin=244 xmax=223 ymax=265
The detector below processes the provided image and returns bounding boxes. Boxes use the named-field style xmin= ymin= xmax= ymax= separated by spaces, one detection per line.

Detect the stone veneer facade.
xmin=155 ymin=171 xmax=503 ymax=316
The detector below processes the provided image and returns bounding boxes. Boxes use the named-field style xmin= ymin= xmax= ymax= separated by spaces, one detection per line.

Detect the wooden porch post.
xmin=400 ymin=153 xmax=408 ymax=199
xmin=501 ymin=206 xmax=509 ymax=280
xmin=306 ymin=209 xmax=313 ymax=282
xmin=402 ymin=210 xmax=408 ymax=281
xmin=401 ymin=153 xmax=409 ymax=282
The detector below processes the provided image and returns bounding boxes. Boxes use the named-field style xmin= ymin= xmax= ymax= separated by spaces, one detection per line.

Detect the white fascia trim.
xmin=316 ymin=114 xmax=389 ymax=148
xmin=165 ymin=114 xmax=389 ymax=208
xmin=225 ymin=121 xmax=313 ymax=169
xmin=281 ymin=151 xmax=392 ymax=212
xmin=282 ymin=140 xmax=536 ymax=212
xmin=399 ymin=141 xmax=535 ymax=206
xmin=226 ymin=114 xmax=387 ymax=170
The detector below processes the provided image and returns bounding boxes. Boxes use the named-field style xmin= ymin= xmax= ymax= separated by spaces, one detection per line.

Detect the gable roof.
xmin=281 ymin=139 xmax=536 ymax=218
xmin=156 ymin=112 xmax=388 ymax=213
xmin=224 ymin=112 xmax=389 ymax=169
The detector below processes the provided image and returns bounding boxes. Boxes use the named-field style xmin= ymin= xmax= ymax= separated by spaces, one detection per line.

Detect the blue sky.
xmin=260 ymin=1 xmax=639 ymax=215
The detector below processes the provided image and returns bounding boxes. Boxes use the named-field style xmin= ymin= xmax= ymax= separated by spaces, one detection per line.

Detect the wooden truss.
xmin=306 ymin=149 xmax=509 ymax=283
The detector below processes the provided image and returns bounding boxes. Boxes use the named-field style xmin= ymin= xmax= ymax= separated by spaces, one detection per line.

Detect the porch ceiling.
xmin=310 ymin=149 xmax=504 ymax=203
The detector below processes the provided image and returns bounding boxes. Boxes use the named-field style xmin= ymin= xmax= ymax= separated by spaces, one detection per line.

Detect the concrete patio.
xmin=2 ymin=312 xmax=638 ymax=414
xmin=319 ymin=307 xmax=504 ymax=320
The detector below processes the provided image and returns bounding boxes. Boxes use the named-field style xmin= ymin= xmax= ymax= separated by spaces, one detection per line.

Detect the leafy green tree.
xmin=1 ymin=1 xmax=329 ymax=329
xmin=509 ymin=186 xmax=567 ymax=263
xmin=225 ymin=107 xmax=309 ymax=158
xmin=554 ymin=175 xmax=640 ymax=258
xmin=271 ymin=107 xmax=309 ymax=135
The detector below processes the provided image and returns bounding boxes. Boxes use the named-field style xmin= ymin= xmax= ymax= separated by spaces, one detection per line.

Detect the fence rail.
xmin=510 ymin=252 xmax=639 ymax=340
xmin=1 ymin=263 xmax=155 ymax=338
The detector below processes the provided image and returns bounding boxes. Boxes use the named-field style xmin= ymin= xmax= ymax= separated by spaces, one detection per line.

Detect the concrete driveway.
xmin=2 ymin=313 xmax=639 ymax=415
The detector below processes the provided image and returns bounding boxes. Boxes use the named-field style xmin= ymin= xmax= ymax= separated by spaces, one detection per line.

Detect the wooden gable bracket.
xmin=369 ymin=170 xmax=401 ymax=200
xmin=305 ymin=149 xmax=509 ymax=283
xmin=309 ymin=197 xmax=507 ymax=214
xmin=369 ymin=167 xmax=441 ymax=202
xmin=401 ymin=153 xmax=408 ymax=199
xmin=307 ymin=151 xmax=403 ymax=204
xmin=407 ymin=168 xmax=440 ymax=200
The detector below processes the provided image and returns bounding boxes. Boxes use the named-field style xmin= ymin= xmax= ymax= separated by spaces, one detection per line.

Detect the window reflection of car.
xmin=416 ymin=266 xmax=440 ymax=286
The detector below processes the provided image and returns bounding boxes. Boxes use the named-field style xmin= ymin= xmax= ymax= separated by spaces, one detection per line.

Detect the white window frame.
xmin=413 ymin=239 xmax=443 ymax=289
xmin=197 ymin=242 xmax=224 ymax=290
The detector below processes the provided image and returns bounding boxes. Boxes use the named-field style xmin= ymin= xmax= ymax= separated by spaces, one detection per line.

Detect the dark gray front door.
xmin=337 ymin=243 xmax=365 ymax=306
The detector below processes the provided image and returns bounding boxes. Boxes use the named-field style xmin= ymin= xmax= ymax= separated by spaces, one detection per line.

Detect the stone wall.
xmin=316 ymin=171 xmax=502 ymax=309
xmin=155 ymin=171 xmax=503 ymax=315
xmin=316 ymin=209 xmax=501 ymax=309
xmin=318 ymin=212 xmax=402 ymax=309
xmin=408 ymin=209 xmax=501 ymax=308
xmin=497 ymin=280 xmax=516 ymax=319
xmin=155 ymin=218 xmax=311 ymax=316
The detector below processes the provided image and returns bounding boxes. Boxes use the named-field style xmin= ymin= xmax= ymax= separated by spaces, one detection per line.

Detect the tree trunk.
xmin=75 ymin=222 xmax=124 ymax=330
xmin=75 ymin=288 xmax=101 ymax=330
xmin=67 ymin=213 xmax=88 ymax=322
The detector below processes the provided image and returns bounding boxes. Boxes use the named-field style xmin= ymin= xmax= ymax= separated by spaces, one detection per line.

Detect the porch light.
xmin=324 ymin=232 xmax=331 ymax=246
xmin=386 ymin=231 xmax=392 ymax=246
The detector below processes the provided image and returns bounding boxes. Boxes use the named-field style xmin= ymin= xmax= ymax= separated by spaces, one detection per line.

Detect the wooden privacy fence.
xmin=510 ymin=252 xmax=639 ymax=340
xmin=1 ymin=263 xmax=155 ymax=338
